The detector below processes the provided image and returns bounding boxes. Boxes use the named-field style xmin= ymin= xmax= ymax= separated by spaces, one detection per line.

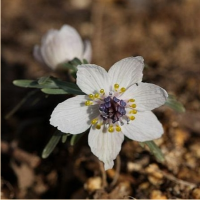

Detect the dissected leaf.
xmin=42 ymin=130 xmax=63 ymax=159
xmin=165 ymin=94 xmax=185 ymax=113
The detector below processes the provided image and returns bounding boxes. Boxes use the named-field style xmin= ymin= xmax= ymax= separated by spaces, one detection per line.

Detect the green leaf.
xmin=61 ymin=133 xmax=70 ymax=143
xmin=13 ymin=80 xmax=36 ymax=87
xmin=141 ymin=141 xmax=165 ymax=162
xmin=38 ymin=76 xmax=50 ymax=85
xmin=83 ymin=59 xmax=89 ymax=64
xmin=62 ymin=63 xmax=77 ymax=79
xmin=51 ymin=78 xmax=85 ymax=95
xmin=165 ymin=94 xmax=185 ymax=113
xmin=70 ymin=133 xmax=85 ymax=146
xmin=139 ymin=142 xmax=145 ymax=148
xmin=41 ymin=88 xmax=68 ymax=95
xmin=63 ymin=63 xmax=77 ymax=71
xmin=42 ymin=130 xmax=63 ymax=159
xmin=13 ymin=79 xmax=58 ymax=89
xmin=13 ymin=77 xmax=85 ymax=95
xmin=70 ymin=57 xmax=82 ymax=65
xmin=62 ymin=59 xmax=80 ymax=79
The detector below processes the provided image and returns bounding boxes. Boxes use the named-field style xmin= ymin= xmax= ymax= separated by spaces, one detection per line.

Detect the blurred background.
xmin=1 ymin=0 xmax=200 ymax=199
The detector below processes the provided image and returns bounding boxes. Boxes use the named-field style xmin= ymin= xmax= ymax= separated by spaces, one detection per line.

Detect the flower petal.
xmin=122 ymin=111 xmax=163 ymax=142
xmin=50 ymin=95 xmax=99 ymax=134
xmin=88 ymin=127 xmax=124 ymax=170
xmin=122 ymin=82 xmax=168 ymax=111
xmin=33 ymin=45 xmax=45 ymax=64
xmin=83 ymin=40 xmax=92 ymax=63
xmin=40 ymin=29 xmax=59 ymax=69
xmin=108 ymin=56 xmax=144 ymax=89
xmin=40 ymin=25 xmax=84 ymax=69
xmin=77 ymin=64 xmax=110 ymax=95
xmin=56 ymin=25 xmax=83 ymax=60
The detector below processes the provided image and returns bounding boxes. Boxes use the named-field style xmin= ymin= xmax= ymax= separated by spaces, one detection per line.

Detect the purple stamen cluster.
xmin=99 ymin=96 xmax=126 ymax=123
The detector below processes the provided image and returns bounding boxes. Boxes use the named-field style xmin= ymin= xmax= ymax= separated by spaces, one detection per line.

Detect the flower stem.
xmin=109 ymin=155 xmax=121 ymax=190
xmin=99 ymin=161 xmax=108 ymax=188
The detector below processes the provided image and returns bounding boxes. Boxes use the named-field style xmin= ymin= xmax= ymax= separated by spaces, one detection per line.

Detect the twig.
xmin=109 ymin=155 xmax=121 ymax=189
xmin=159 ymin=170 xmax=197 ymax=188
xmin=130 ymin=164 xmax=197 ymax=189
xmin=99 ymin=160 xmax=108 ymax=188
xmin=1 ymin=178 xmax=15 ymax=199
xmin=5 ymin=89 xmax=39 ymax=119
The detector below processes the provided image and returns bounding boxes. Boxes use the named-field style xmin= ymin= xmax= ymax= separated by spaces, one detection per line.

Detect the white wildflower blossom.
xmin=50 ymin=57 xmax=168 ymax=170
xmin=34 ymin=25 xmax=92 ymax=70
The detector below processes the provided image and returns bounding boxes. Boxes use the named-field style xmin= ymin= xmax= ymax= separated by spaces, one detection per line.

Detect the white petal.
xmin=108 ymin=56 xmax=144 ymax=89
xmin=56 ymin=25 xmax=83 ymax=60
xmin=83 ymin=40 xmax=92 ymax=63
xmin=40 ymin=29 xmax=59 ymax=69
xmin=88 ymin=126 xmax=124 ymax=170
xmin=77 ymin=64 xmax=110 ymax=95
xmin=50 ymin=95 xmax=99 ymax=134
xmin=122 ymin=111 xmax=163 ymax=142
xmin=33 ymin=45 xmax=45 ymax=64
xmin=40 ymin=25 xmax=84 ymax=69
xmin=122 ymin=82 xmax=168 ymax=111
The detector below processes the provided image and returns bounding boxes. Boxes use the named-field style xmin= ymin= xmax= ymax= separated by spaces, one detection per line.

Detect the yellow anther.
xmin=129 ymin=116 xmax=135 ymax=120
xmin=131 ymin=104 xmax=136 ymax=108
xmin=120 ymin=87 xmax=126 ymax=93
xmin=108 ymin=126 xmax=114 ymax=133
xmin=129 ymin=109 xmax=137 ymax=114
xmin=114 ymin=83 xmax=119 ymax=90
xmin=88 ymin=94 xmax=94 ymax=99
xmin=116 ymin=125 xmax=121 ymax=132
xmin=85 ymin=100 xmax=93 ymax=106
xmin=100 ymin=89 xmax=105 ymax=94
xmin=132 ymin=109 xmax=137 ymax=114
xmin=129 ymin=99 xmax=135 ymax=102
xmin=91 ymin=118 xmax=98 ymax=125
xmin=96 ymin=124 xmax=101 ymax=129
xmin=94 ymin=93 xmax=100 ymax=98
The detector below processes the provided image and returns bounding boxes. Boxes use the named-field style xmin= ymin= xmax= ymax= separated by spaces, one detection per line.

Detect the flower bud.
xmin=33 ymin=24 xmax=92 ymax=69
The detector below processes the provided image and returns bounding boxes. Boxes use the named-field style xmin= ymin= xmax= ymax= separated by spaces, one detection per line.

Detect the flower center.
xmin=99 ymin=96 xmax=126 ymax=124
xmin=85 ymin=84 xmax=137 ymax=133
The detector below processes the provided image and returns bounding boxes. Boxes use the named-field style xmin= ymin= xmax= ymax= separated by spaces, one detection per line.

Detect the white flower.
xmin=50 ymin=57 xmax=168 ymax=170
xmin=33 ymin=25 xmax=92 ymax=70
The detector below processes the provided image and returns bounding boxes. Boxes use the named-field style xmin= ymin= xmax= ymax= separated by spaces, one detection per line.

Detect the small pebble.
xmin=192 ymin=188 xmax=200 ymax=199
xmin=150 ymin=190 xmax=167 ymax=199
